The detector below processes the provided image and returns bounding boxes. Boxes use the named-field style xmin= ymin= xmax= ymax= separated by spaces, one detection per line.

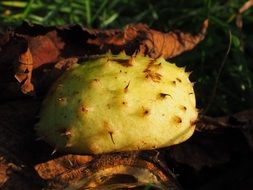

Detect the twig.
xmin=203 ymin=30 xmax=232 ymax=114
xmin=196 ymin=115 xmax=240 ymax=131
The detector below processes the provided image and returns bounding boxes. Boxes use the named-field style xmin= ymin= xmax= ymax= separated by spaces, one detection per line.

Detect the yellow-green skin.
xmin=36 ymin=53 xmax=198 ymax=154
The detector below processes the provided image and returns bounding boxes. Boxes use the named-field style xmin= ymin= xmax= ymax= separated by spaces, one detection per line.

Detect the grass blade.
xmin=1 ymin=1 xmax=27 ymax=8
xmin=85 ymin=0 xmax=91 ymax=26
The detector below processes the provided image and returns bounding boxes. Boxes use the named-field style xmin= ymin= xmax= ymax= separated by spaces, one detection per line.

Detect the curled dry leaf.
xmin=236 ymin=0 xmax=253 ymax=28
xmin=88 ymin=19 xmax=209 ymax=59
xmin=14 ymin=48 xmax=34 ymax=94
xmin=0 ymin=20 xmax=208 ymax=95
xmin=239 ymin=0 xmax=253 ymax=14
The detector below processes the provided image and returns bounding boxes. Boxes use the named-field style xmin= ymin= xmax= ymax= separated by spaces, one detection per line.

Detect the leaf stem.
xmin=85 ymin=0 xmax=91 ymax=26
xmin=204 ymin=30 xmax=232 ymax=114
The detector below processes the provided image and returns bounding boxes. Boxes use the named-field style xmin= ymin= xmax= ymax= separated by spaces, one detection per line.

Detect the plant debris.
xmin=0 ymin=20 xmax=208 ymax=95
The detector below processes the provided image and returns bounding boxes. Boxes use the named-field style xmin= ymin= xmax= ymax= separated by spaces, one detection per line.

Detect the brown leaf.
xmin=14 ymin=47 xmax=34 ymax=94
xmin=40 ymin=152 xmax=180 ymax=190
xmin=239 ymin=0 xmax=253 ymax=14
xmin=87 ymin=20 xmax=209 ymax=59
xmin=236 ymin=0 xmax=253 ymax=28
xmin=0 ymin=157 xmax=9 ymax=186
xmin=35 ymin=155 xmax=93 ymax=180
xmin=0 ymin=21 xmax=208 ymax=95
xmin=28 ymin=31 xmax=64 ymax=69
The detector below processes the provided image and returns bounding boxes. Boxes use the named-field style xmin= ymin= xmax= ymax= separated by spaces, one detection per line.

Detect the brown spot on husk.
xmin=176 ymin=78 xmax=182 ymax=83
xmin=142 ymin=107 xmax=150 ymax=116
xmin=172 ymin=116 xmax=182 ymax=124
xmin=109 ymin=58 xmax=133 ymax=67
xmin=124 ymin=81 xmax=130 ymax=93
xmin=159 ymin=93 xmax=172 ymax=99
xmin=122 ymin=101 xmax=127 ymax=105
xmin=179 ymin=105 xmax=187 ymax=111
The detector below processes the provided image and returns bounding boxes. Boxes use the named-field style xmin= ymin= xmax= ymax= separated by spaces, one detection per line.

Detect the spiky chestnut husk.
xmin=36 ymin=52 xmax=198 ymax=154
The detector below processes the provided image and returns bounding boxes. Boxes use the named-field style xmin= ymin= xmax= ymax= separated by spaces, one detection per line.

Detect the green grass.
xmin=1 ymin=0 xmax=253 ymax=116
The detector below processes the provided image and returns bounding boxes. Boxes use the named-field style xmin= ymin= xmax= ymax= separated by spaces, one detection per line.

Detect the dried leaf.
xmin=35 ymin=155 xmax=93 ymax=180
xmin=236 ymin=0 xmax=253 ymax=28
xmin=87 ymin=20 xmax=209 ymax=59
xmin=0 ymin=157 xmax=9 ymax=186
xmin=28 ymin=31 xmax=64 ymax=69
xmin=0 ymin=21 xmax=208 ymax=95
xmin=14 ymin=47 xmax=34 ymax=94
xmin=239 ymin=0 xmax=253 ymax=14
xmin=41 ymin=152 xmax=180 ymax=190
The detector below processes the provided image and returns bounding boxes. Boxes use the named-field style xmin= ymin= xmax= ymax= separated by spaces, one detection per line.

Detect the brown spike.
xmin=179 ymin=105 xmax=187 ymax=111
xmin=128 ymin=55 xmax=134 ymax=66
xmin=110 ymin=58 xmax=133 ymax=67
xmin=108 ymin=132 xmax=115 ymax=144
xmin=187 ymin=71 xmax=193 ymax=77
xmin=80 ymin=105 xmax=89 ymax=113
xmin=51 ymin=148 xmax=57 ymax=155
xmin=124 ymin=81 xmax=130 ymax=93
xmin=121 ymin=50 xmax=127 ymax=55
xmin=176 ymin=78 xmax=182 ymax=83
xmin=132 ymin=51 xmax=138 ymax=57
xmin=142 ymin=107 xmax=150 ymax=116
xmin=159 ymin=93 xmax=172 ymax=99
xmin=190 ymin=119 xmax=197 ymax=126
xmin=172 ymin=116 xmax=182 ymax=124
